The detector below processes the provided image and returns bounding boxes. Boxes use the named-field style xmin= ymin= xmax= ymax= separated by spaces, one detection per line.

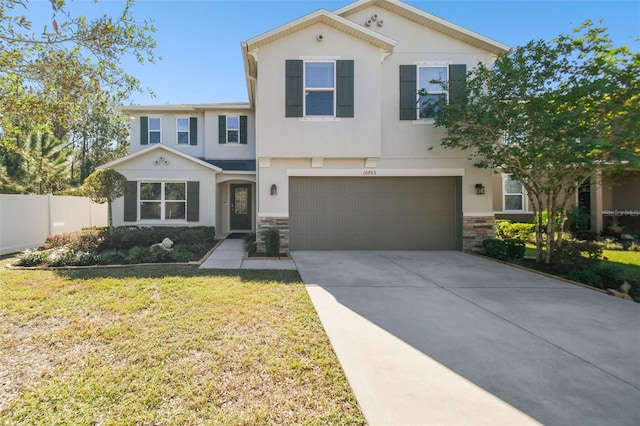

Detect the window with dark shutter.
xmin=124 ymin=181 xmax=138 ymax=222
xmin=187 ymin=181 xmax=200 ymax=222
xmin=285 ymin=60 xmax=303 ymax=117
xmin=336 ymin=60 xmax=354 ymax=118
xmin=189 ymin=117 xmax=198 ymax=145
xmin=240 ymin=116 xmax=248 ymax=144
xmin=140 ymin=117 xmax=148 ymax=145
xmin=218 ymin=115 xmax=226 ymax=144
xmin=399 ymin=65 xmax=417 ymax=120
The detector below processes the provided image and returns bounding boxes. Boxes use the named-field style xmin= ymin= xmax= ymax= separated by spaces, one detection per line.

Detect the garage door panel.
xmin=289 ymin=177 xmax=460 ymax=250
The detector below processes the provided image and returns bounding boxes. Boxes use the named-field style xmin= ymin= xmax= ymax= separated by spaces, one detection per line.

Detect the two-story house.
xmin=100 ymin=0 xmax=512 ymax=251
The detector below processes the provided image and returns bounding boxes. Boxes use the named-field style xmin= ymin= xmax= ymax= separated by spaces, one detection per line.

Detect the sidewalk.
xmin=199 ymin=239 xmax=297 ymax=270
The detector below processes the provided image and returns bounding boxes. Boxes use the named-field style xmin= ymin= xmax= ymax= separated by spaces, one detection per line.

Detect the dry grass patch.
xmin=0 ymin=265 xmax=363 ymax=425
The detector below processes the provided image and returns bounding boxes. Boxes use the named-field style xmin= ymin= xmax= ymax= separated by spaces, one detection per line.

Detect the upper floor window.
xmin=417 ymin=66 xmax=447 ymax=119
xmin=305 ymin=61 xmax=335 ymax=116
xmin=503 ymin=176 xmax=526 ymax=211
xmin=148 ymin=117 xmax=161 ymax=143
xmin=286 ymin=59 xmax=354 ymax=118
xmin=400 ymin=64 xmax=466 ymax=121
xmin=177 ymin=118 xmax=189 ymax=144
xmin=218 ymin=115 xmax=248 ymax=144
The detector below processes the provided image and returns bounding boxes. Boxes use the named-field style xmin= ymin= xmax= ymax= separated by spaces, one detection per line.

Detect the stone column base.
xmin=463 ymin=215 xmax=495 ymax=252
xmin=257 ymin=216 xmax=289 ymax=253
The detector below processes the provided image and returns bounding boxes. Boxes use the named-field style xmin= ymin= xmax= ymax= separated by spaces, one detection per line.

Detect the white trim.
xmin=176 ymin=116 xmax=190 ymax=145
xmin=97 ymin=144 xmax=222 ymax=172
xmin=414 ymin=60 xmax=453 ymax=65
xmin=464 ymin=212 xmax=495 ymax=217
xmin=258 ymin=213 xmax=289 ymax=218
xmin=300 ymin=55 xmax=341 ymax=60
xmin=286 ymin=168 xmax=465 ymax=177
xmin=299 ymin=117 xmax=341 ymax=122
xmin=502 ymin=174 xmax=528 ymax=212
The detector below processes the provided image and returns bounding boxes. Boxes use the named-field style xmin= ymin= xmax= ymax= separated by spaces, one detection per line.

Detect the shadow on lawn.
xmin=54 ymin=264 xmax=302 ymax=284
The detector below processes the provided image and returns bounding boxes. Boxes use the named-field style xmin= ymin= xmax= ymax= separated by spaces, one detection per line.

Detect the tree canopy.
xmin=82 ymin=168 xmax=127 ymax=228
xmin=0 ymin=0 xmax=156 ymax=194
xmin=432 ymin=21 xmax=640 ymax=263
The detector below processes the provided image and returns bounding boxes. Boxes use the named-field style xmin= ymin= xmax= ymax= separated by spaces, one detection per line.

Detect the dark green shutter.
xmin=187 ymin=181 xmax=200 ymax=222
xmin=140 ymin=117 xmax=148 ymax=145
xmin=336 ymin=60 xmax=354 ymax=118
xmin=285 ymin=60 xmax=303 ymax=117
xmin=448 ymin=64 xmax=467 ymax=106
xmin=400 ymin=65 xmax=417 ymax=120
xmin=124 ymin=181 xmax=137 ymax=222
xmin=189 ymin=117 xmax=197 ymax=145
xmin=218 ymin=115 xmax=226 ymax=144
xmin=240 ymin=115 xmax=248 ymax=144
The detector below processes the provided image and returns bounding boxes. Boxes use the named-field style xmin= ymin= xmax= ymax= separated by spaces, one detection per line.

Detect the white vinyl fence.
xmin=0 ymin=194 xmax=108 ymax=255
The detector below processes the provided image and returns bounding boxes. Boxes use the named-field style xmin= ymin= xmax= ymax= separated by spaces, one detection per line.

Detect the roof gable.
xmin=335 ymin=0 xmax=510 ymax=55
xmin=97 ymin=144 xmax=222 ymax=173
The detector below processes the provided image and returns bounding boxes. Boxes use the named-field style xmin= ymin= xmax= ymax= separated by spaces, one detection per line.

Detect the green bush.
xmin=552 ymin=241 xmax=603 ymax=273
xmin=264 ymin=229 xmax=280 ymax=257
xmin=504 ymin=238 xmax=525 ymax=260
xmin=97 ymin=249 xmax=125 ymax=265
xmin=593 ymin=263 xmax=624 ymax=288
xmin=495 ymin=220 xmax=534 ymax=242
xmin=595 ymin=238 xmax=625 ymax=251
xmin=482 ymin=238 xmax=525 ymax=261
xmin=100 ymin=226 xmax=215 ymax=251
xmin=568 ymin=269 xmax=602 ymax=288
xmin=244 ymin=233 xmax=257 ymax=254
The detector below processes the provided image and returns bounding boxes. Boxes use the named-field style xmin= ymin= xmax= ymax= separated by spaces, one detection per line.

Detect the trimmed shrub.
xmin=495 ymin=220 xmax=534 ymax=242
xmin=568 ymin=269 xmax=602 ymax=288
xmin=16 ymin=249 xmax=49 ymax=267
xmin=264 ymin=229 xmax=280 ymax=257
xmin=483 ymin=238 xmax=525 ymax=261
xmin=504 ymin=238 xmax=525 ymax=260
xmin=45 ymin=229 xmax=103 ymax=251
xmin=593 ymin=263 xmax=624 ymax=288
xmin=244 ymin=233 xmax=257 ymax=254
xmin=552 ymin=241 xmax=603 ymax=273
xmin=482 ymin=239 xmax=508 ymax=260
xmin=97 ymin=249 xmax=125 ymax=265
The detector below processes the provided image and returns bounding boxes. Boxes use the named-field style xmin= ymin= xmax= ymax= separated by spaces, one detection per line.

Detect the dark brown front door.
xmin=230 ymin=184 xmax=251 ymax=230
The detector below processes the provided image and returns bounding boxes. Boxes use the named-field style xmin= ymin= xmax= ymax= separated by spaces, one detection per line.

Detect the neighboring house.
xmin=100 ymin=0 xmax=513 ymax=251
xmin=492 ymin=172 xmax=640 ymax=236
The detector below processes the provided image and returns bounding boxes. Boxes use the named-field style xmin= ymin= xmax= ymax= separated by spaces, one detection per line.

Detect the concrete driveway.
xmin=292 ymin=250 xmax=640 ymax=426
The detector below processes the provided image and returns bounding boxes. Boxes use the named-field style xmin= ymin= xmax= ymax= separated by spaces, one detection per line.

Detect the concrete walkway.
xmin=293 ymin=250 xmax=640 ymax=426
xmin=199 ymin=239 xmax=296 ymax=270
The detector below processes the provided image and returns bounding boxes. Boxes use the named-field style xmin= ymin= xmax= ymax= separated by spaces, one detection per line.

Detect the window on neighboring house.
xmin=148 ymin=117 xmax=161 ymax=143
xmin=417 ymin=66 xmax=447 ymax=119
xmin=305 ymin=61 xmax=335 ymax=116
xmin=177 ymin=118 xmax=189 ymax=144
xmin=139 ymin=182 xmax=186 ymax=220
xmin=504 ymin=177 xmax=525 ymax=211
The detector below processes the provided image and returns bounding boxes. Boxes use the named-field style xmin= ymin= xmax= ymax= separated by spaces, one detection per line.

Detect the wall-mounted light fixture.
xmin=475 ymin=183 xmax=486 ymax=195
xmin=270 ymin=184 xmax=277 ymax=196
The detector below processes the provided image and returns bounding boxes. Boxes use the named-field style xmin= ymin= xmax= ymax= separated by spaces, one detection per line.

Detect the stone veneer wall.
xmin=463 ymin=215 xmax=495 ymax=252
xmin=257 ymin=216 xmax=289 ymax=253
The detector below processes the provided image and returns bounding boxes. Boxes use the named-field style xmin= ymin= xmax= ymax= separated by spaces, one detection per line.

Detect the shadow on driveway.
xmin=293 ymin=250 xmax=640 ymax=426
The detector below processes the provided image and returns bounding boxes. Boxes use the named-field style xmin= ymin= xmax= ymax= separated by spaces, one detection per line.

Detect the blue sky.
xmin=53 ymin=0 xmax=640 ymax=105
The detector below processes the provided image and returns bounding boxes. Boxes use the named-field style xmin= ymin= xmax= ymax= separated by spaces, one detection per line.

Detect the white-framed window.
xmin=139 ymin=182 xmax=186 ymax=220
xmin=503 ymin=176 xmax=526 ymax=211
xmin=304 ymin=61 xmax=335 ymax=116
xmin=227 ymin=116 xmax=240 ymax=143
xmin=176 ymin=118 xmax=189 ymax=144
xmin=148 ymin=117 xmax=161 ymax=144
xmin=417 ymin=66 xmax=448 ymax=119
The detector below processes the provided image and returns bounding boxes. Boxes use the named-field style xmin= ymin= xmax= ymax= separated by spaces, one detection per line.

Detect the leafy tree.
xmin=0 ymin=0 xmax=156 ymax=193
xmin=82 ymin=168 xmax=128 ymax=228
xmin=432 ymin=21 xmax=639 ymax=263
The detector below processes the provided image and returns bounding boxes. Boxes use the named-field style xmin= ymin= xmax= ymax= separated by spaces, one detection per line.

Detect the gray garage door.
xmin=289 ymin=176 xmax=461 ymax=250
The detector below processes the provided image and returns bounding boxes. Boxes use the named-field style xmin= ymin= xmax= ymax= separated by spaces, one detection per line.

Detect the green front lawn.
xmin=0 ymin=264 xmax=364 ymax=425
